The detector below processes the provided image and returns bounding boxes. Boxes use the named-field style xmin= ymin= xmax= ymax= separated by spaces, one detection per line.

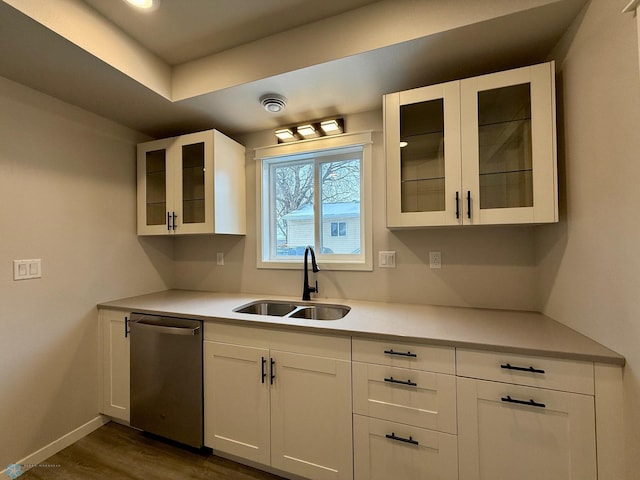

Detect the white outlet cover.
xmin=429 ymin=251 xmax=442 ymax=269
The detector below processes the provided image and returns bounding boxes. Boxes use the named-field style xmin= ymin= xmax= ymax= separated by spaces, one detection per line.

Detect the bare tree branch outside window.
xmin=273 ymin=159 xmax=360 ymax=248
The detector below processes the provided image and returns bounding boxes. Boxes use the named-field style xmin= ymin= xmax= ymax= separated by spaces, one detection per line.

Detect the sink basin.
xmin=233 ymin=300 xmax=350 ymax=320
xmin=289 ymin=305 xmax=351 ymax=320
xmin=233 ymin=301 xmax=297 ymax=317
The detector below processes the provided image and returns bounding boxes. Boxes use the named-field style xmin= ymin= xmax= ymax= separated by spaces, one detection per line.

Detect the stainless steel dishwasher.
xmin=129 ymin=312 xmax=203 ymax=448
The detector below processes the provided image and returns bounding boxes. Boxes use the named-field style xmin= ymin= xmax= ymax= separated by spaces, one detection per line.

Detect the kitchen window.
xmin=255 ymin=132 xmax=372 ymax=270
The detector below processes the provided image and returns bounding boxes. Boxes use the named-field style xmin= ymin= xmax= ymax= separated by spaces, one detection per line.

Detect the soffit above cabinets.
xmin=0 ymin=0 xmax=587 ymax=138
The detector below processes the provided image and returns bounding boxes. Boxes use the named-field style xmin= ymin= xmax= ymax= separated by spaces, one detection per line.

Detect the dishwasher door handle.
xmin=133 ymin=321 xmax=200 ymax=336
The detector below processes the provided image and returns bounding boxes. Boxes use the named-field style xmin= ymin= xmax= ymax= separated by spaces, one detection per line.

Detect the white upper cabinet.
xmin=385 ymin=61 xmax=558 ymax=227
xmin=137 ymin=129 xmax=246 ymax=235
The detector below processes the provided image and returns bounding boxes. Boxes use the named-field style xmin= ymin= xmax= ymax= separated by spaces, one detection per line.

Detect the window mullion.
xmin=268 ymin=161 xmax=277 ymax=260
xmin=313 ymin=159 xmax=321 ymax=252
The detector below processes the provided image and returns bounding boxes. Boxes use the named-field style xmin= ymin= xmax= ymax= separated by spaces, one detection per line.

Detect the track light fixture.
xmin=274 ymin=118 xmax=344 ymax=143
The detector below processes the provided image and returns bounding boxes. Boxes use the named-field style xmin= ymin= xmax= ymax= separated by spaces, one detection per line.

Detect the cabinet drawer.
xmin=457 ymin=349 xmax=594 ymax=395
xmin=353 ymin=362 xmax=456 ymax=434
xmin=205 ymin=321 xmax=350 ymax=360
xmin=352 ymin=337 xmax=455 ymax=374
xmin=354 ymin=414 xmax=458 ymax=480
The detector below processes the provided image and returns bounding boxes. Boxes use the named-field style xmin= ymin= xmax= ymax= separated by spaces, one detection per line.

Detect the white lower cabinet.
xmin=98 ymin=308 xmax=130 ymax=422
xmin=457 ymin=349 xmax=597 ymax=480
xmin=204 ymin=323 xmax=353 ymax=480
xmin=95 ymin=307 xmax=619 ymax=480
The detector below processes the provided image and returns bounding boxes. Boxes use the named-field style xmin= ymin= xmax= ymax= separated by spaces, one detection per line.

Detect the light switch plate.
xmin=14 ymin=259 xmax=42 ymax=280
xmin=216 ymin=252 xmax=224 ymax=266
xmin=378 ymin=251 xmax=396 ymax=268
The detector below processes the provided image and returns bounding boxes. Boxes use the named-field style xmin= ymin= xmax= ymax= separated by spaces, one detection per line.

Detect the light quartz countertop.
xmin=99 ymin=289 xmax=624 ymax=366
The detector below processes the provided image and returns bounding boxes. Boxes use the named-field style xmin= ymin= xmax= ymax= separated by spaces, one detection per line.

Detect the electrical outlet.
xmin=429 ymin=251 xmax=442 ymax=269
xmin=216 ymin=252 xmax=224 ymax=265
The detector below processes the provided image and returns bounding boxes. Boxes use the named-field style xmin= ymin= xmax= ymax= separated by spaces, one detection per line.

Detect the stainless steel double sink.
xmin=233 ymin=300 xmax=350 ymax=320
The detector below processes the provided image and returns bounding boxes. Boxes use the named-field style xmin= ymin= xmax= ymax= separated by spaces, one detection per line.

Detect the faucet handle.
xmin=314 ymin=280 xmax=319 ymax=294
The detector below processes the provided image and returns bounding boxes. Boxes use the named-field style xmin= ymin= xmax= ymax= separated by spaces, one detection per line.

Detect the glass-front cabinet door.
xmin=460 ymin=62 xmax=557 ymax=225
xmin=137 ymin=138 xmax=173 ymax=235
xmin=385 ymin=81 xmax=462 ymax=227
xmin=173 ymin=131 xmax=214 ymax=234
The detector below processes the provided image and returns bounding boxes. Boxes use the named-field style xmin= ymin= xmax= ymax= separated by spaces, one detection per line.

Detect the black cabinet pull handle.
xmin=385 ymin=432 xmax=419 ymax=446
xmin=467 ymin=190 xmax=471 ymax=219
xmin=384 ymin=377 xmax=417 ymax=387
xmin=261 ymin=357 xmax=267 ymax=384
xmin=500 ymin=363 xmax=545 ymax=374
xmin=270 ymin=358 xmax=275 ymax=385
xmin=455 ymin=191 xmax=460 ymax=219
xmin=167 ymin=212 xmax=171 ymax=230
xmin=124 ymin=316 xmax=130 ymax=338
xmin=172 ymin=212 xmax=177 ymax=230
xmin=501 ymin=395 xmax=546 ymax=408
xmin=383 ymin=349 xmax=417 ymax=358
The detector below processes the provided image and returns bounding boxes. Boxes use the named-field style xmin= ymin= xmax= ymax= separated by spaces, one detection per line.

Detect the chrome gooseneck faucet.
xmin=302 ymin=246 xmax=320 ymax=301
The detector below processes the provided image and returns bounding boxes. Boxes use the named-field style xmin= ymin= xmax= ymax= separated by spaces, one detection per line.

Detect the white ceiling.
xmin=0 ymin=0 xmax=587 ymax=139
xmin=82 ymin=0 xmax=380 ymax=65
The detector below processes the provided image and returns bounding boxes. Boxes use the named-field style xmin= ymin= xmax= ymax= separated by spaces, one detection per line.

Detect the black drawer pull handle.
xmin=385 ymin=432 xmax=419 ymax=446
xmin=383 ymin=349 xmax=417 ymax=358
xmin=501 ymin=395 xmax=546 ymax=408
xmin=467 ymin=190 xmax=471 ymax=219
xmin=261 ymin=357 xmax=267 ymax=384
xmin=500 ymin=363 xmax=545 ymax=374
xmin=124 ymin=316 xmax=130 ymax=338
xmin=455 ymin=191 xmax=460 ymax=219
xmin=384 ymin=376 xmax=417 ymax=387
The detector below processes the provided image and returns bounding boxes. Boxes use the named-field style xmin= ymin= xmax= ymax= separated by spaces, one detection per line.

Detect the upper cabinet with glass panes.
xmin=385 ymin=61 xmax=558 ymax=227
xmin=136 ymin=129 xmax=246 ymax=236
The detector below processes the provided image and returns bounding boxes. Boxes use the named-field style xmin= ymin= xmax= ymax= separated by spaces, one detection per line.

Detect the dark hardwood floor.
xmin=20 ymin=422 xmax=286 ymax=480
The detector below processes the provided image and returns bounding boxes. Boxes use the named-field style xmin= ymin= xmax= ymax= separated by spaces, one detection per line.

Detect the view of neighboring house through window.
xmin=256 ymin=132 xmax=372 ymax=270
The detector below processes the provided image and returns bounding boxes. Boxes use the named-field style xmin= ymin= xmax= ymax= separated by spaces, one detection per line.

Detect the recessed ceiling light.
xmin=124 ymin=0 xmax=158 ymax=10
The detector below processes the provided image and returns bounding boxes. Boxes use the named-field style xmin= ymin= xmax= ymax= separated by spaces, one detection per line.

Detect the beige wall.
xmin=536 ymin=0 xmax=640 ymax=476
xmin=0 ymin=76 xmax=174 ymax=467
xmin=174 ymin=110 xmax=539 ymax=311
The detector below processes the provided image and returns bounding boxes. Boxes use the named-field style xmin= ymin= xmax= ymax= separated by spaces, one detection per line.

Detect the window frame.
xmin=255 ymin=131 xmax=373 ymax=271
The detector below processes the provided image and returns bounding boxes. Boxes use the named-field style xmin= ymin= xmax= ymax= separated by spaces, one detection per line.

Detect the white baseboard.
xmin=1 ymin=415 xmax=109 ymax=476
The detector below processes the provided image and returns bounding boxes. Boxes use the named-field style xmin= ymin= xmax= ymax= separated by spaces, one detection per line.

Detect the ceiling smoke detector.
xmin=260 ymin=94 xmax=287 ymax=113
